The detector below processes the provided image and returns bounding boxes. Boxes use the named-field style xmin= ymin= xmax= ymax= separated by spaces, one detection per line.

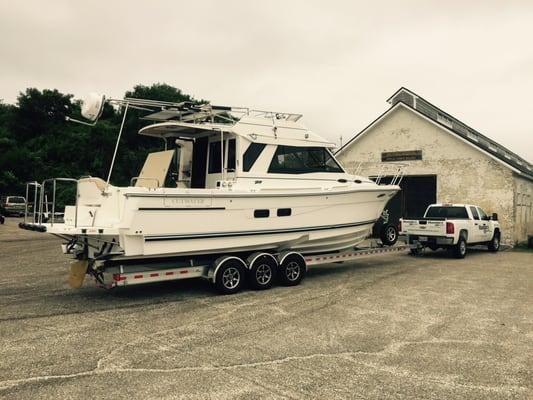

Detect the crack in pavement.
xmin=0 ymin=339 xmax=528 ymax=396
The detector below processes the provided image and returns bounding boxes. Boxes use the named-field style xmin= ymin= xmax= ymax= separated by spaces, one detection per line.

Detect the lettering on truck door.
xmin=477 ymin=207 xmax=492 ymax=242
xmin=469 ymin=206 xmax=482 ymax=243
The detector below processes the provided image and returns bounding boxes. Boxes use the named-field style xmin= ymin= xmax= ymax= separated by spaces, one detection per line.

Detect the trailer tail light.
xmin=397 ymin=220 xmax=402 ymax=233
xmin=446 ymin=222 xmax=454 ymax=235
xmin=113 ymin=273 xmax=126 ymax=282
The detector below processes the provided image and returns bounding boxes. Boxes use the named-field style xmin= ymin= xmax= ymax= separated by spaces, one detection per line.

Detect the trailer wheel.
xmin=279 ymin=254 xmax=306 ymax=286
xmin=248 ymin=255 xmax=277 ymax=290
xmin=214 ymin=260 xmax=245 ymax=295
xmin=380 ymin=224 xmax=398 ymax=246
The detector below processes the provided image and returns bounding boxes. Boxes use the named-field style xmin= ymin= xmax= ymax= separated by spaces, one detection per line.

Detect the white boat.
xmin=21 ymin=94 xmax=402 ymax=288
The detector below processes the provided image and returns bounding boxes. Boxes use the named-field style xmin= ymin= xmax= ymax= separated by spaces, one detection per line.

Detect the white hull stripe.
xmin=144 ymin=219 xmax=376 ymax=241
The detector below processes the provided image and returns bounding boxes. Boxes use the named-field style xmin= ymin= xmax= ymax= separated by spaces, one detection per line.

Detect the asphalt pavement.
xmin=0 ymin=217 xmax=531 ymax=399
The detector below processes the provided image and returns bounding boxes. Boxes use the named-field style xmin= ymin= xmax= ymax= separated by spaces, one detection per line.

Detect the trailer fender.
xmin=209 ymin=255 xmax=247 ymax=283
xmin=246 ymin=252 xmax=278 ymax=269
xmin=277 ymin=251 xmax=306 ymax=271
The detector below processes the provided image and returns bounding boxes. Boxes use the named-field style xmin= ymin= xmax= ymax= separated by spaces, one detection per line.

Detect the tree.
xmin=0 ymin=83 xmax=203 ymax=200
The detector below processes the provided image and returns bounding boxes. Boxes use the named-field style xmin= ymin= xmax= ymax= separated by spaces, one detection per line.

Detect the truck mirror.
xmin=491 ymin=213 xmax=498 ymax=221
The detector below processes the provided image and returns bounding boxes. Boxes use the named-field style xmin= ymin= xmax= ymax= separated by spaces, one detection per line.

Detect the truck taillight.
xmin=398 ymin=220 xmax=402 ymax=233
xmin=446 ymin=222 xmax=454 ymax=234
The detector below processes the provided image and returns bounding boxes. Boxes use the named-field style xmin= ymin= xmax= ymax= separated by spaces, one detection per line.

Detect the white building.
xmin=336 ymin=87 xmax=533 ymax=245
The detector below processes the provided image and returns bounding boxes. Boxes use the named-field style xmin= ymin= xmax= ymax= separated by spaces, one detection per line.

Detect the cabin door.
xmin=205 ymin=138 xmax=236 ymax=188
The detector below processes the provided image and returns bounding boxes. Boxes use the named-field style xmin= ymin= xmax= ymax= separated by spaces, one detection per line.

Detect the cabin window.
xmin=243 ymin=143 xmax=266 ymax=172
xmin=227 ymin=139 xmax=236 ymax=171
xmin=268 ymin=146 xmax=343 ymax=174
xmin=470 ymin=206 xmax=479 ymax=220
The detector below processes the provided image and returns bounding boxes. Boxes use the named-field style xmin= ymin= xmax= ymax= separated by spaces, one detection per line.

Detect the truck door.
xmin=476 ymin=207 xmax=492 ymax=242
xmin=469 ymin=206 xmax=482 ymax=243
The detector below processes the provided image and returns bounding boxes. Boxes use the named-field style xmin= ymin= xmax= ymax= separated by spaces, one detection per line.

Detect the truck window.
xmin=477 ymin=208 xmax=488 ymax=220
xmin=425 ymin=206 xmax=469 ymax=219
xmin=7 ymin=197 xmax=26 ymax=203
xmin=470 ymin=206 xmax=479 ymax=220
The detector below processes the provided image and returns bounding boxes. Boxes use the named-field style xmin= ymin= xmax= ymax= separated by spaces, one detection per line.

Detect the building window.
xmin=268 ymin=146 xmax=343 ymax=174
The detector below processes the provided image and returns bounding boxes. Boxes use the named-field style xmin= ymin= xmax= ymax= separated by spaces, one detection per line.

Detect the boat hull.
xmin=97 ymin=187 xmax=398 ymax=258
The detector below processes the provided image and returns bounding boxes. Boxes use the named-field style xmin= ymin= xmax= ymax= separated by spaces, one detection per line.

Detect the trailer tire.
xmin=279 ymin=254 xmax=305 ymax=286
xmin=248 ymin=254 xmax=277 ymax=290
xmin=214 ymin=260 xmax=245 ymax=295
xmin=380 ymin=224 xmax=398 ymax=246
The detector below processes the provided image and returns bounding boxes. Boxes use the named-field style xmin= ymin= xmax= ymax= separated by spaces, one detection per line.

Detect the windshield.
xmin=268 ymin=146 xmax=343 ymax=174
xmin=425 ymin=206 xmax=469 ymax=219
xmin=8 ymin=197 xmax=25 ymax=204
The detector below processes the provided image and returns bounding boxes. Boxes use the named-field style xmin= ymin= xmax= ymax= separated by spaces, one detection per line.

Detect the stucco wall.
xmin=337 ymin=105 xmax=517 ymax=244
xmin=512 ymin=174 xmax=533 ymax=244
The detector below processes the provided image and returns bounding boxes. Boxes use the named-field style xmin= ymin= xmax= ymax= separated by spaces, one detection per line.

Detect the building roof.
xmin=337 ymin=87 xmax=533 ymax=180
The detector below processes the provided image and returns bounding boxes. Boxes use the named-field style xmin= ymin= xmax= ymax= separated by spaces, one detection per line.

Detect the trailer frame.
xmin=95 ymin=242 xmax=409 ymax=292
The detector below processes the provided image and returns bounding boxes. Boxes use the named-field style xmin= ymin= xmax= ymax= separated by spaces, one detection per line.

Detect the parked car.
xmin=400 ymin=203 xmax=501 ymax=258
xmin=1 ymin=196 xmax=27 ymax=217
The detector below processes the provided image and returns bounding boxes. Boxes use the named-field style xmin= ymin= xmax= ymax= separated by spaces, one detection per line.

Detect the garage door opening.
xmin=371 ymin=175 xmax=437 ymax=236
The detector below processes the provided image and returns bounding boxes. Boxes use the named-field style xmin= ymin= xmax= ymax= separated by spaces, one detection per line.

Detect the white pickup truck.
xmin=400 ymin=203 xmax=501 ymax=258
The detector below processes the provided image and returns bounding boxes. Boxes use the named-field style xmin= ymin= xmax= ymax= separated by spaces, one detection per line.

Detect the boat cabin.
xmin=135 ymin=114 xmax=345 ymax=190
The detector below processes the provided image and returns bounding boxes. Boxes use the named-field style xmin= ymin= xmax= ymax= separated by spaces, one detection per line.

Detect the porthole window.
xmin=254 ymin=209 xmax=270 ymax=218
xmin=277 ymin=208 xmax=291 ymax=217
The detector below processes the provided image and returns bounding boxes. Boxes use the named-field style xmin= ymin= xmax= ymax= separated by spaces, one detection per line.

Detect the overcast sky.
xmin=1 ymin=0 xmax=532 ymax=161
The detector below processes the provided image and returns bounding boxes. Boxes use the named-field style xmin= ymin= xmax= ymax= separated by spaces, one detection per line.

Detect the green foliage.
xmin=0 ymin=83 xmax=202 ymax=206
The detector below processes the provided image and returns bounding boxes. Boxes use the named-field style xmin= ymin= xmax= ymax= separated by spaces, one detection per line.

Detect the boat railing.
xmin=23 ymin=178 xmax=79 ymax=228
xmin=112 ymin=97 xmax=303 ymax=123
xmin=373 ymin=162 xmax=406 ymax=186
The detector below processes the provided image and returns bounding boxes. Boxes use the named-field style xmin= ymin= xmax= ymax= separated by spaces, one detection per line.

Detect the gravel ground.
xmin=0 ymin=217 xmax=531 ymax=399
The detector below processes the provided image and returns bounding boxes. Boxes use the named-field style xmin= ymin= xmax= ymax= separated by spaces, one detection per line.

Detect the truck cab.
xmin=400 ymin=203 xmax=501 ymax=258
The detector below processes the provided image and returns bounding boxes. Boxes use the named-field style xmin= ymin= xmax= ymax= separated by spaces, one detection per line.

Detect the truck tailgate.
xmin=402 ymin=219 xmax=445 ymax=236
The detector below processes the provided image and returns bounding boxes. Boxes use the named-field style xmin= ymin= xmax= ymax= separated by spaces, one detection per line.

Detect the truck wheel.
xmin=279 ymin=254 xmax=306 ymax=286
xmin=488 ymin=233 xmax=500 ymax=252
xmin=453 ymin=237 xmax=467 ymax=259
xmin=248 ymin=255 xmax=277 ymax=290
xmin=215 ymin=260 xmax=245 ymax=295
xmin=380 ymin=224 xmax=398 ymax=246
